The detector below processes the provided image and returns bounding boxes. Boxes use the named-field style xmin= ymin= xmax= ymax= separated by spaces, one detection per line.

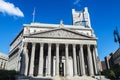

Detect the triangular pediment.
xmin=27 ymin=28 xmax=96 ymax=40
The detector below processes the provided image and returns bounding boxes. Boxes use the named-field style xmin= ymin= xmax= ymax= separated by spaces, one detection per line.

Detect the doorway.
xmin=59 ymin=62 xmax=64 ymax=76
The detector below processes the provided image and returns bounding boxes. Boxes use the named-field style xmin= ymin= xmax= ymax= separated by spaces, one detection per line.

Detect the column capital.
xmin=87 ymin=44 xmax=91 ymax=47
xmin=48 ymin=43 xmax=52 ymax=46
xmin=32 ymin=42 xmax=36 ymax=46
xmin=24 ymin=42 xmax=28 ymax=47
xmin=72 ymin=44 xmax=76 ymax=47
xmin=56 ymin=43 xmax=59 ymax=47
xmin=65 ymin=44 xmax=68 ymax=47
xmin=40 ymin=43 xmax=44 ymax=47
xmin=94 ymin=44 xmax=97 ymax=48
xmin=80 ymin=44 xmax=83 ymax=48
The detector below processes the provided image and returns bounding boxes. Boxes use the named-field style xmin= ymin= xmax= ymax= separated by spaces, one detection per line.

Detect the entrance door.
xmin=59 ymin=62 xmax=64 ymax=76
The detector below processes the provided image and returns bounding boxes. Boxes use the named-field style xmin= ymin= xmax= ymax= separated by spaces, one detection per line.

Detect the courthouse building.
xmin=7 ymin=7 xmax=99 ymax=79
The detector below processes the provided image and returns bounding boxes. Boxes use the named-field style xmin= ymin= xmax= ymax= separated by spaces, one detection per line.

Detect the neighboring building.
xmin=0 ymin=52 xmax=8 ymax=69
xmin=104 ymin=48 xmax=120 ymax=69
xmin=105 ymin=55 xmax=111 ymax=69
xmin=97 ymin=57 xmax=103 ymax=72
xmin=7 ymin=7 xmax=99 ymax=79
xmin=101 ymin=61 xmax=107 ymax=71
xmin=113 ymin=48 xmax=120 ymax=65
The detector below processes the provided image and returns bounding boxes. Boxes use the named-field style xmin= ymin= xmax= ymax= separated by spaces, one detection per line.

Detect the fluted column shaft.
xmin=65 ymin=44 xmax=69 ymax=76
xmin=29 ymin=43 xmax=36 ymax=76
xmin=1 ymin=61 xmax=4 ymax=69
xmin=38 ymin=43 xmax=44 ymax=76
xmin=93 ymin=45 xmax=98 ymax=74
xmin=55 ymin=44 xmax=59 ymax=76
xmin=79 ymin=45 xmax=85 ymax=75
xmin=73 ymin=44 xmax=77 ymax=76
xmin=87 ymin=45 xmax=94 ymax=76
xmin=23 ymin=43 xmax=29 ymax=76
xmin=48 ymin=43 xmax=51 ymax=76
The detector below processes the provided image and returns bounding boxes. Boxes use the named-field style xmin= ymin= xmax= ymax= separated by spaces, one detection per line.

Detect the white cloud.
xmin=73 ymin=0 xmax=81 ymax=5
xmin=0 ymin=0 xmax=24 ymax=17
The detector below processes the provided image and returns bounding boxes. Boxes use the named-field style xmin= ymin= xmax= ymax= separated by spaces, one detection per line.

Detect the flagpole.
xmin=32 ymin=7 xmax=36 ymax=23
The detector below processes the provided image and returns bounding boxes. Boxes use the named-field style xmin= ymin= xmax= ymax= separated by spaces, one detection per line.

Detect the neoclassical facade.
xmin=8 ymin=7 xmax=99 ymax=79
xmin=0 ymin=52 xmax=8 ymax=69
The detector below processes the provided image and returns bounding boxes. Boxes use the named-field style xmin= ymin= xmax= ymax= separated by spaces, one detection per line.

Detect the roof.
xmin=23 ymin=22 xmax=92 ymax=30
xmin=0 ymin=52 xmax=8 ymax=60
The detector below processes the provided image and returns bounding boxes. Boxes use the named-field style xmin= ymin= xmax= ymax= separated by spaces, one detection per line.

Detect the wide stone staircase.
xmin=17 ymin=75 xmax=110 ymax=80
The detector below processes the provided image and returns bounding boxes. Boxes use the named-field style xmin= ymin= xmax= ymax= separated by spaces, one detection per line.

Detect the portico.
xmin=23 ymin=40 xmax=98 ymax=77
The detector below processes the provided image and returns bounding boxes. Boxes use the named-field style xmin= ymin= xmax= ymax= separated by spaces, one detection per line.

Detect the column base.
xmin=53 ymin=75 xmax=61 ymax=80
xmin=65 ymin=76 xmax=72 ymax=80
xmin=72 ymin=76 xmax=97 ymax=80
xmin=46 ymin=75 xmax=51 ymax=78
xmin=81 ymin=74 xmax=86 ymax=76
xmin=73 ymin=75 xmax=80 ymax=78
xmin=28 ymin=74 xmax=33 ymax=77
xmin=37 ymin=74 xmax=43 ymax=78
xmin=73 ymin=75 xmax=79 ymax=77
xmin=89 ymin=74 xmax=94 ymax=77
xmin=47 ymin=76 xmax=97 ymax=80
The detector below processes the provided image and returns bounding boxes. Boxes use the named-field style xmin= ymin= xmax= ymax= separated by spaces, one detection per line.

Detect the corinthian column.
xmin=23 ymin=42 xmax=29 ymax=76
xmin=79 ymin=44 xmax=85 ymax=75
xmin=73 ymin=44 xmax=77 ymax=76
xmin=29 ymin=43 xmax=36 ymax=76
xmin=87 ymin=44 xmax=94 ymax=76
xmin=55 ymin=44 xmax=59 ymax=76
xmin=47 ymin=43 xmax=51 ymax=76
xmin=65 ymin=44 xmax=69 ymax=76
xmin=38 ymin=43 xmax=44 ymax=76
xmin=93 ymin=45 xmax=98 ymax=74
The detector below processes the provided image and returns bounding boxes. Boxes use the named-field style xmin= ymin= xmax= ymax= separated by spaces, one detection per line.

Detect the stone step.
xmin=17 ymin=76 xmax=98 ymax=80
xmin=30 ymin=78 xmax=52 ymax=80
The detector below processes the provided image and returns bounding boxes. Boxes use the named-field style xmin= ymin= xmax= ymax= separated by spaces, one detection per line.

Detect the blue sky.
xmin=0 ymin=0 xmax=120 ymax=61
